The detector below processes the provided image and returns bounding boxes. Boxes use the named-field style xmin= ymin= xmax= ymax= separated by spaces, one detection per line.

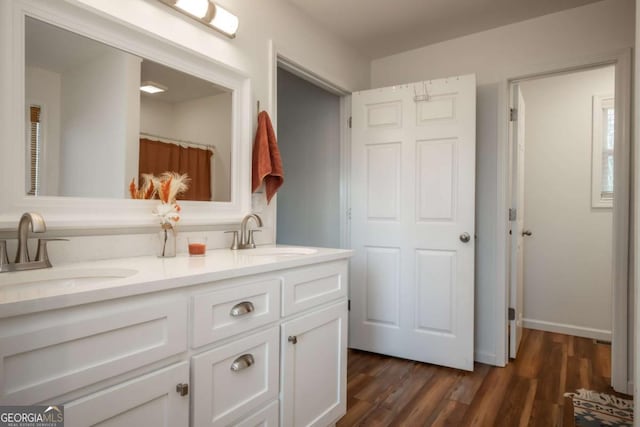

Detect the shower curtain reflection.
xmin=138 ymin=138 xmax=213 ymax=201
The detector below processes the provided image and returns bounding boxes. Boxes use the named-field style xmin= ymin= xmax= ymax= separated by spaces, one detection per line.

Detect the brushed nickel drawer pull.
xmin=176 ymin=383 xmax=189 ymax=396
xmin=288 ymin=336 xmax=298 ymax=344
xmin=230 ymin=354 xmax=255 ymax=372
xmin=230 ymin=301 xmax=255 ymax=317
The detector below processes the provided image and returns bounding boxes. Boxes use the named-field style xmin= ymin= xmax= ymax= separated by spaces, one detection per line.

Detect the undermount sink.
xmin=0 ymin=268 xmax=138 ymax=288
xmin=243 ymin=247 xmax=318 ymax=257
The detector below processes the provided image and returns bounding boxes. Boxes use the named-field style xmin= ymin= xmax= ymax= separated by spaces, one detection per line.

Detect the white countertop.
xmin=0 ymin=245 xmax=353 ymax=318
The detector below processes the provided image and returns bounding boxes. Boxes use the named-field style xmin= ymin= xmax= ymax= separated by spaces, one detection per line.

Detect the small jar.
xmin=188 ymin=237 xmax=207 ymax=256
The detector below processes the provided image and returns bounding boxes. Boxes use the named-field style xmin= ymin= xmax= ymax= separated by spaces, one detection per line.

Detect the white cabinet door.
xmin=64 ymin=362 xmax=189 ymax=427
xmin=281 ymin=301 xmax=347 ymax=427
xmin=350 ymin=75 xmax=477 ymax=371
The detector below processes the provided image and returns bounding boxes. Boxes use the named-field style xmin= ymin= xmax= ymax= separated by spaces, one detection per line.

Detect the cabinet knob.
xmin=176 ymin=383 xmax=189 ymax=396
xmin=230 ymin=301 xmax=255 ymax=317
xmin=230 ymin=354 xmax=255 ymax=372
xmin=288 ymin=335 xmax=298 ymax=344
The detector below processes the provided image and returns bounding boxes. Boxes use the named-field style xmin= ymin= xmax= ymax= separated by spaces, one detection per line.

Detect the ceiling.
xmin=141 ymin=61 xmax=228 ymax=104
xmin=26 ymin=17 xmax=227 ymax=104
xmin=286 ymin=0 xmax=603 ymax=59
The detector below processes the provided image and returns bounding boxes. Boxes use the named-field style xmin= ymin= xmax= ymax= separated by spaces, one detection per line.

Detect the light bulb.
xmin=175 ymin=0 xmax=210 ymax=18
xmin=209 ymin=4 xmax=239 ymax=37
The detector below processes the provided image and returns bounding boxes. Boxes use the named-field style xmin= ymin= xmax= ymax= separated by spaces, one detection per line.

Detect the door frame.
xmin=268 ymin=41 xmax=352 ymax=248
xmin=496 ymin=49 xmax=632 ymax=393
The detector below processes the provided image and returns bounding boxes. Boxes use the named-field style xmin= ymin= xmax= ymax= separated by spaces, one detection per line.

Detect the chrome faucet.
xmin=227 ymin=214 xmax=263 ymax=250
xmin=0 ymin=212 xmax=66 ymax=273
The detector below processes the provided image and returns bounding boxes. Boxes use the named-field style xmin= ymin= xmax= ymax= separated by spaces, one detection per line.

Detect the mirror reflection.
xmin=25 ymin=16 xmax=232 ymax=201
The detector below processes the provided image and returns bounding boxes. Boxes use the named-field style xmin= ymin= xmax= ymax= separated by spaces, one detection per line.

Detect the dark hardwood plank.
xmin=337 ymin=328 xmax=630 ymax=426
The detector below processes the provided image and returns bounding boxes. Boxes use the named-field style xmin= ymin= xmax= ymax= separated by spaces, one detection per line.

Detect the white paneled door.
xmin=349 ymin=75 xmax=477 ymax=371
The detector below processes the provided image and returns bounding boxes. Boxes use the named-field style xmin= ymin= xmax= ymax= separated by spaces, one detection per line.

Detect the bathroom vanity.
xmin=0 ymin=247 xmax=351 ymax=427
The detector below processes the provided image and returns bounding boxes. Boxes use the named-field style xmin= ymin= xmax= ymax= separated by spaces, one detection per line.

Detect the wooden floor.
xmin=337 ymin=329 xmax=631 ymax=426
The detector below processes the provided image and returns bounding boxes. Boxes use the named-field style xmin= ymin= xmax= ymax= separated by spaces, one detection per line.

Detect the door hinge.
xmin=510 ymin=108 xmax=518 ymax=122
xmin=348 ymin=299 xmax=351 ymax=311
xmin=348 ymin=116 xmax=352 ymax=129
xmin=347 ymin=208 xmax=352 ymax=220
xmin=508 ymin=307 xmax=515 ymax=321
xmin=509 ymin=208 xmax=517 ymax=221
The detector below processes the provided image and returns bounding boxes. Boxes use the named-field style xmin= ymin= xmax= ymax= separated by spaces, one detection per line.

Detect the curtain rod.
xmin=140 ymin=132 xmax=216 ymax=150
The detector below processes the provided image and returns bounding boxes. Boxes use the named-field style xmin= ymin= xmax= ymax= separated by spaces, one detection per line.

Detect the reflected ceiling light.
xmin=160 ymin=0 xmax=239 ymax=38
xmin=140 ymin=81 xmax=167 ymax=94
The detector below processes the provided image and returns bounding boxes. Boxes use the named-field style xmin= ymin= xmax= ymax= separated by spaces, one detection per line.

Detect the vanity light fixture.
xmin=160 ymin=0 xmax=239 ymax=38
xmin=140 ymin=81 xmax=168 ymax=94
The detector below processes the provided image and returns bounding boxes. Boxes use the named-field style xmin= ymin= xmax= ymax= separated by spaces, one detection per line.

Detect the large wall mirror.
xmin=25 ymin=17 xmax=232 ymax=202
xmin=0 ymin=1 xmax=251 ymax=228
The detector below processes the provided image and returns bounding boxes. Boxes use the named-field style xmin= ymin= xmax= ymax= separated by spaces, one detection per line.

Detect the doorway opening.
xmin=505 ymin=57 xmax=631 ymax=395
xmin=273 ymin=56 xmax=350 ymax=249
xmin=276 ymin=68 xmax=341 ymax=247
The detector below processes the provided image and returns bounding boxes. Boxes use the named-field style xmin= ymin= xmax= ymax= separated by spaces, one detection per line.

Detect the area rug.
xmin=564 ymin=389 xmax=633 ymax=427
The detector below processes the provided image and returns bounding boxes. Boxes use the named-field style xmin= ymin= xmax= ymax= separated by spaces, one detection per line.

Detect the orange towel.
xmin=252 ymin=111 xmax=284 ymax=203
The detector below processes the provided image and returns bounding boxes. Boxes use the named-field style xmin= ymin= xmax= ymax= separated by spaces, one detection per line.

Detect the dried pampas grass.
xmin=129 ymin=173 xmax=157 ymax=199
xmin=157 ymin=172 xmax=190 ymax=204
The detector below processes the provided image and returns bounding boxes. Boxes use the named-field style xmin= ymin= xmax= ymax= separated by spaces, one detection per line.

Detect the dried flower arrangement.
xmin=152 ymin=172 xmax=190 ymax=226
xmin=129 ymin=172 xmax=190 ymax=257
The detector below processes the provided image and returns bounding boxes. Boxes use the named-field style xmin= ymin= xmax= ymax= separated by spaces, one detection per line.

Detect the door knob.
xmin=459 ymin=232 xmax=471 ymax=243
xmin=176 ymin=383 xmax=189 ymax=396
xmin=288 ymin=336 xmax=298 ymax=344
xmin=522 ymin=230 xmax=532 ymax=237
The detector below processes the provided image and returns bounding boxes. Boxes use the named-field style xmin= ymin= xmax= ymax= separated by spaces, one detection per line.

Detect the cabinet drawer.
xmin=234 ymin=400 xmax=279 ymax=427
xmin=65 ymin=362 xmax=189 ymax=427
xmin=281 ymin=261 xmax=348 ymax=316
xmin=192 ymin=278 xmax=280 ymax=348
xmin=192 ymin=328 xmax=279 ymax=427
xmin=0 ymin=297 xmax=187 ymax=405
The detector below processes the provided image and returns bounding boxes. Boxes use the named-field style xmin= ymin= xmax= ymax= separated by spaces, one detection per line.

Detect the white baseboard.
xmin=522 ymin=318 xmax=612 ymax=342
xmin=474 ymin=350 xmax=498 ymax=366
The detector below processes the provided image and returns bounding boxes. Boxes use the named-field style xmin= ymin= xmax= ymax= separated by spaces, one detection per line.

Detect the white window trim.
xmin=592 ymin=94 xmax=614 ymax=208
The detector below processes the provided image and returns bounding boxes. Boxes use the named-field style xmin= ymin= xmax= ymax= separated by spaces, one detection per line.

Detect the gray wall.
xmin=276 ymin=68 xmax=341 ymax=248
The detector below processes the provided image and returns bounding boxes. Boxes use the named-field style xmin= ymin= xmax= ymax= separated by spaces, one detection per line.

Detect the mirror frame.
xmin=0 ymin=0 xmax=252 ymax=229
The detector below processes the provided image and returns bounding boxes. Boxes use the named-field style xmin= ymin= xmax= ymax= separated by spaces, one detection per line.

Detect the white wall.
xmin=25 ymin=66 xmax=61 ymax=196
xmin=140 ymin=93 xmax=232 ymax=201
xmin=140 ymin=97 xmax=174 ymax=137
xmin=519 ymin=66 xmax=614 ymax=340
xmin=60 ymin=49 xmax=141 ymax=198
xmin=370 ymin=0 xmax=635 ymax=364
xmin=276 ymin=68 xmax=341 ymax=248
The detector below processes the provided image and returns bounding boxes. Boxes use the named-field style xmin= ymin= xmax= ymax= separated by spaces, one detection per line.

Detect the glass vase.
xmin=158 ymin=223 xmax=176 ymax=258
